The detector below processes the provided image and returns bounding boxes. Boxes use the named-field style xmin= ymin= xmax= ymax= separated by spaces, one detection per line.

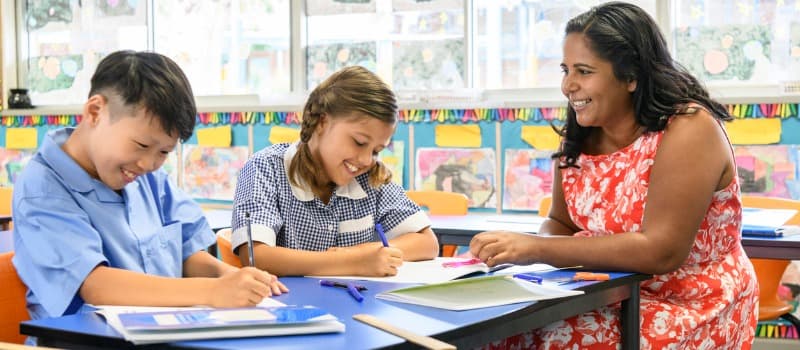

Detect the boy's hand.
xmin=210 ymin=267 xmax=288 ymax=307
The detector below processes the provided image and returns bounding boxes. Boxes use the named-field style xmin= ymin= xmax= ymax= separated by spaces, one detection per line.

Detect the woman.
xmin=471 ymin=2 xmax=758 ymax=348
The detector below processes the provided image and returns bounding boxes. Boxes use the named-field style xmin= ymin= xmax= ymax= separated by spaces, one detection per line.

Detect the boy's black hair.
xmin=89 ymin=50 xmax=196 ymax=141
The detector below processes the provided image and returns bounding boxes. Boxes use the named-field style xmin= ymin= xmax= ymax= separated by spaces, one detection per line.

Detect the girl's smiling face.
xmin=308 ymin=112 xmax=394 ymax=187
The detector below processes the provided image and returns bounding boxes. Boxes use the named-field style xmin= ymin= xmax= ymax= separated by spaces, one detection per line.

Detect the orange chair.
xmin=741 ymin=195 xmax=800 ymax=335
xmin=538 ymin=196 xmax=552 ymax=218
xmin=0 ymin=187 xmax=13 ymax=230
xmin=406 ymin=190 xmax=469 ymax=257
xmin=216 ymin=228 xmax=243 ymax=268
xmin=0 ymin=252 xmax=30 ymax=344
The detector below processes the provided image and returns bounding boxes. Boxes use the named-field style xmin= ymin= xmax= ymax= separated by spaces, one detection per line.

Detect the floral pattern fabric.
xmin=486 ymin=125 xmax=759 ymax=349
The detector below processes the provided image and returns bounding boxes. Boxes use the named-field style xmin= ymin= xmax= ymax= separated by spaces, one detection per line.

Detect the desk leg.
xmin=620 ymin=282 xmax=640 ymax=350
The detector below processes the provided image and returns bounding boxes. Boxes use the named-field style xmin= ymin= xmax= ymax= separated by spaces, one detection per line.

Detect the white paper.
xmin=376 ymin=275 xmax=584 ymax=311
xmin=309 ymin=258 xmax=557 ymax=284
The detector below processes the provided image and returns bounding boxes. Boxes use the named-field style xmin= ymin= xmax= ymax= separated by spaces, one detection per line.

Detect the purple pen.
xmin=346 ymin=283 xmax=365 ymax=302
xmin=319 ymin=279 xmax=368 ymax=291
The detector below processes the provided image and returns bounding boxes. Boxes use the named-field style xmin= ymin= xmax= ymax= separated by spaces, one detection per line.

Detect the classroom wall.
xmin=1 ymin=103 xmax=799 ymax=212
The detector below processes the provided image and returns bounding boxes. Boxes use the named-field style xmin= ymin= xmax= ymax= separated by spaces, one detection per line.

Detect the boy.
xmin=12 ymin=51 xmax=287 ymax=325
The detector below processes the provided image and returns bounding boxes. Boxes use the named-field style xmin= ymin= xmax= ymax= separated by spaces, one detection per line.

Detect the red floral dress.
xmin=487 ymin=124 xmax=759 ymax=349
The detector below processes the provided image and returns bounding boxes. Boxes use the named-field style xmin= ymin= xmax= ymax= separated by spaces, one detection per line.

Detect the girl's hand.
xmin=352 ymin=242 xmax=404 ymax=277
xmin=469 ymin=231 xmax=537 ymax=267
xmin=210 ymin=267 xmax=288 ymax=307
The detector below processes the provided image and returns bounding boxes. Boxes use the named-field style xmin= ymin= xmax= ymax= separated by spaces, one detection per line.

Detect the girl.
xmin=231 ymin=66 xmax=439 ymax=276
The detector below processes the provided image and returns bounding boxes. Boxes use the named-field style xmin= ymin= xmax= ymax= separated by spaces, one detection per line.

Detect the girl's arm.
xmin=242 ymin=242 xmax=403 ymax=277
xmin=386 ymin=226 xmax=439 ymax=261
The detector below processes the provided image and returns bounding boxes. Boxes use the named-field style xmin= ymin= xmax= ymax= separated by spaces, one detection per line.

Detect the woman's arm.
xmin=472 ymin=110 xmax=734 ymax=274
xmin=538 ymin=162 xmax=582 ymax=236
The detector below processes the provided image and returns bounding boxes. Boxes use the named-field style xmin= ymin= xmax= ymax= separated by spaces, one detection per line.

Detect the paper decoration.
xmin=5 ymin=128 xmax=38 ymax=149
xmin=521 ymin=125 xmax=560 ymax=150
xmin=726 ymin=118 xmax=781 ymax=144
xmin=503 ymin=149 xmax=555 ymax=210
xmin=734 ymin=145 xmax=797 ymax=199
xmin=268 ymin=126 xmax=301 ymax=144
xmin=0 ymin=149 xmax=36 ymax=187
xmin=182 ymin=145 xmax=249 ymax=201
xmin=0 ymin=103 xmax=797 ymax=128
xmin=378 ymin=141 xmax=405 ymax=186
xmin=415 ymin=147 xmax=497 ymax=208
xmin=196 ymin=125 xmax=232 ymax=147
xmin=435 ymin=125 xmax=481 ymax=147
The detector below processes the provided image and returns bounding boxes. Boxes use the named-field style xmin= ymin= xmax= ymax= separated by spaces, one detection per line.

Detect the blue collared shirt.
xmin=12 ymin=128 xmax=215 ymax=321
xmin=231 ymin=142 xmax=430 ymax=252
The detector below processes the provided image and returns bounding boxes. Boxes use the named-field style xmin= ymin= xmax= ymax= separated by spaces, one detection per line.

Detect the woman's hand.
xmin=469 ymin=231 xmax=537 ymax=267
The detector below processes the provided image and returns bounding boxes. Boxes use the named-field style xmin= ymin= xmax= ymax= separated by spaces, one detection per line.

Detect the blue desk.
xmin=741 ymin=235 xmax=800 ymax=260
xmin=431 ymin=215 xmax=543 ymax=246
xmin=0 ymin=229 xmax=12 ymax=253
xmin=22 ymin=271 xmax=650 ymax=349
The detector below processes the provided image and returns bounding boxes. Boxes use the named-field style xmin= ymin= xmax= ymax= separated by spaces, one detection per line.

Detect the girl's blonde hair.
xmin=289 ymin=66 xmax=397 ymax=198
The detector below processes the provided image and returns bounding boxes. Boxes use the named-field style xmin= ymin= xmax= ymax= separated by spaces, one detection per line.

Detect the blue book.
xmin=741 ymin=208 xmax=798 ymax=238
xmin=742 ymin=224 xmax=783 ymax=237
xmin=117 ymin=305 xmax=336 ymax=331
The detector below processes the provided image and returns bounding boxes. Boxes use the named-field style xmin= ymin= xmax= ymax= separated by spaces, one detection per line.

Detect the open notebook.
xmin=309 ymin=257 xmax=558 ymax=285
xmin=376 ymin=275 xmax=584 ymax=311
xmin=94 ymin=298 xmax=344 ymax=345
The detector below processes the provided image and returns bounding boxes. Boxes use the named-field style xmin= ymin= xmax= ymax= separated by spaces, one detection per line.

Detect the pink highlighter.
xmin=442 ymin=258 xmax=483 ymax=268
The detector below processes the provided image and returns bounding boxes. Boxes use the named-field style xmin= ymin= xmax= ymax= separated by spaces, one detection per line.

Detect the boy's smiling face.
xmin=76 ymin=94 xmax=178 ymax=190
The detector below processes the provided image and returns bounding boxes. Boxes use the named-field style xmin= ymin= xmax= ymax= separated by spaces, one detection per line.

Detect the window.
xmin=472 ymin=0 xmax=657 ymax=89
xmin=19 ymin=0 xmax=148 ymax=105
xmin=671 ymin=0 xmax=800 ymax=86
xmin=16 ymin=0 xmax=291 ymax=106
xmin=306 ymin=0 xmax=465 ymax=90
xmin=154 ymin=0 xmax=291 ymax=96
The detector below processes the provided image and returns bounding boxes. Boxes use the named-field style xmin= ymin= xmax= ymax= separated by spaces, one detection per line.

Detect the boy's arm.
xmin=182 ymin=250 xmax=238 ymax=277
xmin=79 ymin=263 xmax=282 ymax=307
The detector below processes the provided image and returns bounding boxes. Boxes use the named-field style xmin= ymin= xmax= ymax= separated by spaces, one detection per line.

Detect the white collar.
xmin=283 ymin=142 xmax=368 ymax=202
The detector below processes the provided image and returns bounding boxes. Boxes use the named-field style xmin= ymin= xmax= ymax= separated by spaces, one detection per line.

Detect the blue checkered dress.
xmin=230 ymin=142 xmax=430 ymax=252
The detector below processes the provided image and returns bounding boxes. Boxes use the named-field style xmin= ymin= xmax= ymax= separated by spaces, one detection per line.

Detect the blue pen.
xmin=513 ymin=273 xmax=543 ymax=284
xmin=375 ymin=223 xmax=389 ymax=247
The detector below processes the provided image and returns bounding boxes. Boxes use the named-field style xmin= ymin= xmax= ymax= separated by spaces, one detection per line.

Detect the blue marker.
xmin=375 ymin=223 xmax=389 ymax=247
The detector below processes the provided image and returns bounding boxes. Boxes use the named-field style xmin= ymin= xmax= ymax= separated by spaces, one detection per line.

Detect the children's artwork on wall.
xmin=378 ymin=141 xmax=405 ymax=186
xmin=415 ymin=147 xmax=496 ymax=208
xmin=96 ymin=0 xmax=136 ymax=17
xmin=25 ymin=0 xmax=74 ymax=30
xmin=181 ymin=145 xmax=249 ymax=201
xmin=306 ymin=41 xmax=376 ymax=89
xmin=793 ymin=22 xmax=800 ymax=52
xmin=734 ymin=145 xmax=798 ymax=199
xmin=160 ymin=149 xmax=179 ymax=187
xmin=27 ymin=55 xmax=84 ymax=93
xmin=503 ymin=149 xmax=554 ymax=211
xmin=674 ymin=25 xmax=771 ymax=82
xmin=392 ymin=39 xmax=465 ymax=90
xmin=0 ymin=149 xmax=36 ymax=187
